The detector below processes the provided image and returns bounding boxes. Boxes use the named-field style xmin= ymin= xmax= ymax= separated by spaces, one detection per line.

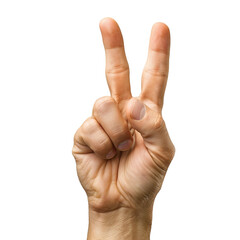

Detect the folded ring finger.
xmin=93 ymin=96 xmax=133 ymax=151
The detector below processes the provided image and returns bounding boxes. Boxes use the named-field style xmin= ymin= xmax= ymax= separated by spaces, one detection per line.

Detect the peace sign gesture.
xmin=72 ymin=17 xmax=175 ymax=239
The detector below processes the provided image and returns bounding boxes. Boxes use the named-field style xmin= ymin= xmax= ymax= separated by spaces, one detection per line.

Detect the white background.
xmin=0 ymin=0 xmax=240 ymax=239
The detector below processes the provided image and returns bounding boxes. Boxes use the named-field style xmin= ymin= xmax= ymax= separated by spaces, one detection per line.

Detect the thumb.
xmin=126 ymin=98 xmax=175 ymax=169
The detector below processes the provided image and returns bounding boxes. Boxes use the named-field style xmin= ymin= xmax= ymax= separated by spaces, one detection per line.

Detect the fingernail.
xmin=118 ymin=139 xmax=132 ymax=151
xmin=130 ymin=99 xmax=146 ymax=120
xmin=106 ymin=149 xmax=116 ymax=159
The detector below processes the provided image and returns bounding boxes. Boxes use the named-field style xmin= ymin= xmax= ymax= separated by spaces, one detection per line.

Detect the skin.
xmin=72 ymin=17 xmax=175 ymax=240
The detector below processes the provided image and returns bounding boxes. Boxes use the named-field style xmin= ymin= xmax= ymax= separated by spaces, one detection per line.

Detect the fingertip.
xmin=99 ymin=17 xmax=114 ymax=28
xmin=99 ymin=17 xmax=123 ymax=49
xmin=152 ymin=22 xmax=170 ymax=35
xmin=106 ymin=148 xmax=117 ymax=159
xmin=150 ymin=22 xmax=170 ymax=53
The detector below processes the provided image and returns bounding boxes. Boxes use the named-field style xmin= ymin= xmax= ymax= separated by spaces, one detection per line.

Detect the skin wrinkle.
xmin=117 ymin=166 xmax=135 ymax=209
xmin=105 ymin=63 xmax=129 ymax=75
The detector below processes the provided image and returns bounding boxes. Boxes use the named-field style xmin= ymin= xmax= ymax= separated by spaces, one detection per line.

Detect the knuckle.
xmin=73 ymin=130 xmax=79 ymax=144
xmin=95 ymin=138 xmax=111 ymax=153
xmin=72 ymin=144 xmax=80 ymax=158
xmin=73 ymin=126 xmax=83 ymax=145
xmin=93 ymin=96 xmax=115 ymax=115
xmin=106 ymin=63 xmax=129 ymax=75
xmin=81 ymin=118 xmax=97 ymax=134
xmin=159 ymin=144 xmax=175 ymax=166
xmin=72 ymin=145 xmax=76 ymax=156
xmin=144 ymin=67 xmax=168 ymax=79
xmin=164 ymin=144 xmax=175 ymax=161
xmin=170 ymin=144 xmax=176 ymax=160
xmin=74 ymin=118 xmax=98 ymax=146
xmin=151 ymin=143 xmax=175 ymax=172
xmin=153 ymin=114 xmax=165 ymax=131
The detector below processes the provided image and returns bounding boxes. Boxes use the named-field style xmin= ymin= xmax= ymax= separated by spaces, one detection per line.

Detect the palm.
xmin=75 ymin=132 xmax=154 ymax=210
xmin=73 ymin=18 xmax=174 ymax=213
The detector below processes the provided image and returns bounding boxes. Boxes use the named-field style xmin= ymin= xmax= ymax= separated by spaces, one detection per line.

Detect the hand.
xmin=72 ymin=17 xmax=175 ymax=239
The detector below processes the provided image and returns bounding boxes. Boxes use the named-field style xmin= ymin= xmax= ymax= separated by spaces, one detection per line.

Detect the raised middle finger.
xmin=141 ymin=22 xmax=171 ymax=109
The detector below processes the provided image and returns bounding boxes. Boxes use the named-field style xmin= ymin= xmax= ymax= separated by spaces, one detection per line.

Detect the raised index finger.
xmin=99 ymin=18 xmax=132 ymax=102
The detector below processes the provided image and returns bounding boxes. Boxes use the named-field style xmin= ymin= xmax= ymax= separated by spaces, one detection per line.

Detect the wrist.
xmin=87 ymin=206 xmax=153 ymax=240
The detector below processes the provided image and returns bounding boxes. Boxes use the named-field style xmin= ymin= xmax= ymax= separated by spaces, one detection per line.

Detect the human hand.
xmin=72 ymin=17 xmax=175 ymax=239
